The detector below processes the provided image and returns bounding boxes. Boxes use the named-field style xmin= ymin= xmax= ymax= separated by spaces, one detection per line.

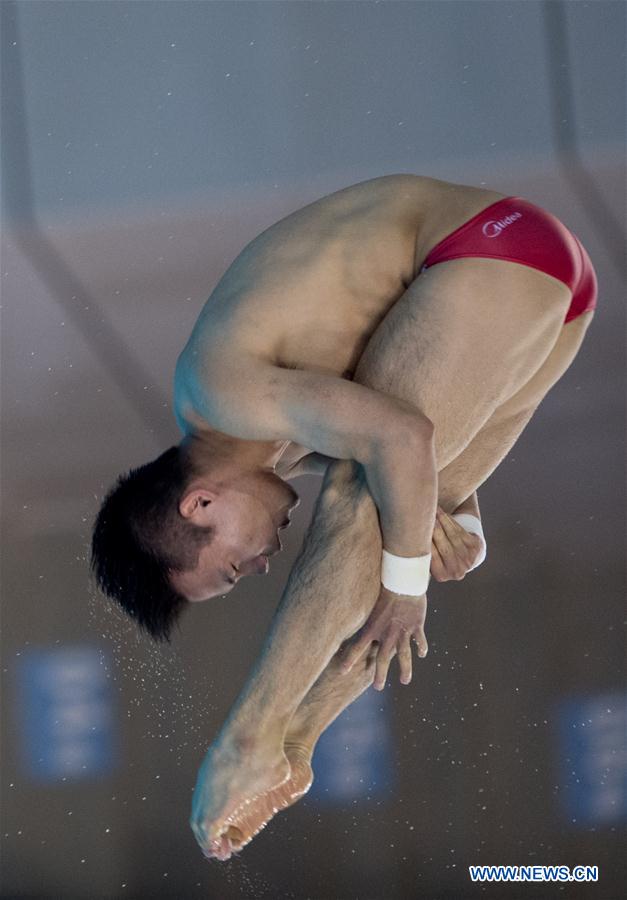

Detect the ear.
xmin=179 ymin=488 xmax=218 ymax=522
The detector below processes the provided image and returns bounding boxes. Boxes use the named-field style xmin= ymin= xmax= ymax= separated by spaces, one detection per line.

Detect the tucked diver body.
xmin=172 ymin=174 xmax=446 ymax=607
xmin=91 ymin=174 xmax=597 ymax=861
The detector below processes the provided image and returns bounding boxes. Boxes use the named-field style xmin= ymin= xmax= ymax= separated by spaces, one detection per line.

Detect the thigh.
xmin=353 ymin=257 xmax=573 ymax=469
xmin=485 ymin=308 xmax=595 ymax=418
xmin=435 ymin=309 xmax=595 ymax=510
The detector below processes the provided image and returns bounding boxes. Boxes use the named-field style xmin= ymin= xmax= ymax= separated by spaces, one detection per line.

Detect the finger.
xmin=341 ymin=635 xmax=373 ymax=673
xmin=430 ymin=533 xmax=445 ymax=563
xmin=436 ymin=515 xmax=479 ymax=575
xmin=437 ymin=508 xmax=461 ymax=534
xmin=433 ymin=519 xmax=455 ymax=567
xmin=442 ymin=513 xmax=480 ymax=557
xmin=397 ymin=631 xmax=413 ymax=684
xmin=430 ymin=540 xmax=448 ymax=582
xmin=373 ymin=639 xmax=396 ymax=691
xmin=438 ymin=511 xmax=470 ymax=550
xmin=434 ymin=513 xmax=467 ymax=555
xmin=432 ymin=522 xmax=449 ymax=555
xmin=413 ymin=627 xmax=429 ymax=658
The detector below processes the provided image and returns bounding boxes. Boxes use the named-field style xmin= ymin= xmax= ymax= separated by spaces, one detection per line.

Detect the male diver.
xmin=91 ymin=174 xmax=597 ymax=859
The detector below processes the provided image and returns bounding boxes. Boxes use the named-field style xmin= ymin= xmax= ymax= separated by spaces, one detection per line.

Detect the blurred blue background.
xmin=1 ymin=1 xmax=624 ymax=898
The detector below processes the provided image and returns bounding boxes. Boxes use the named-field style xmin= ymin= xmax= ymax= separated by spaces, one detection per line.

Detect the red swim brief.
xmin=419 ymin=196 xmax=598 ymax=324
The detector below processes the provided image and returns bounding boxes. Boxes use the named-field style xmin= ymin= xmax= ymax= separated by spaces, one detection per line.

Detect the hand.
xmin=339 ymin=585 xmax=428 ymax=690
xmin=430 ymin=505 xmax=485 ymax=582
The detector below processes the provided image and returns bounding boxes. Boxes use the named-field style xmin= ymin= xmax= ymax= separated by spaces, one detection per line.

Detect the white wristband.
xmin=381 ymin=549 xmax=431 ymax=596
xmin=451 ymin=513 xmax=487 ymax=570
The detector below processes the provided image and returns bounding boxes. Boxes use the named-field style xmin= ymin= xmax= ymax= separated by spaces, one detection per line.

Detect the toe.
xmin=216 ymin=834 xmax=233 ymax=860
xmin=202 ymin=832 xmax=232 ymax=861
xmin=226 ymin=825 xmax=244 ymax=849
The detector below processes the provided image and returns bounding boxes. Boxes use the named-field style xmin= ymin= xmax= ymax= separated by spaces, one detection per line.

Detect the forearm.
xmin=217 ymin=459 xmax=382 ymax=746
xmin=363 ymin=423 xmax=438 ymax=556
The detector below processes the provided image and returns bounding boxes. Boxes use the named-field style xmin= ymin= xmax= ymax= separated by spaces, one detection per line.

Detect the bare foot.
xmin=191 ymin=740 xmax=292 ymax=861
xmin=207 ymin=743 xmax=314 ymax=860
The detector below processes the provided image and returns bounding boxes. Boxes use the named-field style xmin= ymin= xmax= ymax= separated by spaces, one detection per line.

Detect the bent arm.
xmin=179 ymin=356 xmax=437 ymax=559
xmin=362 ymin=424 xmax=437 ymax=556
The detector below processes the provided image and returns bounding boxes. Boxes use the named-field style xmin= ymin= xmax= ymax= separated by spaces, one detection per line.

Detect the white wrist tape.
xmin=451 ymin=513 xmax=487 ymax=570
xmin=381 ymin=549 xmax=431 ymax=596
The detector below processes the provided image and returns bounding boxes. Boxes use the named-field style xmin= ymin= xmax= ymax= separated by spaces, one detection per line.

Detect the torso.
xmin=176 ymin=174 xmax=508 ymax=466
xmin=181 ymin=175 xmax=507 ymax=376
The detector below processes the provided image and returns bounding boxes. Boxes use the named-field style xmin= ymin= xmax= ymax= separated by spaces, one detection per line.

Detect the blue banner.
xmin=14 ymin=644 xmax=117 ymax=782
xmin=556 ymin=690 xmax=626 ymax=825
xmin=308 ymin=686 xmax=396 ymax=805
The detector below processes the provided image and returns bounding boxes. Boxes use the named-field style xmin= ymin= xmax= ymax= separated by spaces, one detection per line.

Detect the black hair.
xmin=90 ymin=446 xmax=214 ymax=642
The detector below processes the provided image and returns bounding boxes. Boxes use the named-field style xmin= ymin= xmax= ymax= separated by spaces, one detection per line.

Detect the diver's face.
xmin=171 ymin=473 xmax=299 ymax=603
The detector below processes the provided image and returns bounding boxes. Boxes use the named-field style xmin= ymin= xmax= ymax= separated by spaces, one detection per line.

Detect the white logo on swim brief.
xmin=482 ymin=211 xmax=522 ymax=238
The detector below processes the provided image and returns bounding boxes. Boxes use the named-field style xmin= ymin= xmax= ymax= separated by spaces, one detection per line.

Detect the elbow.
xmin=358 ymin=409 xmax=433 ymax=467
xmin=396 ymin=415 xmax=436 ymax=472
xmin=404 ymin=412 xmax=435 ymax=447
xmin=369 ymin=413 xmax=434 ymax=470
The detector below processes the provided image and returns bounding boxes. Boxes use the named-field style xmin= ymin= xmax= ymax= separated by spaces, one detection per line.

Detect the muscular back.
xmin=174 ymin=175 xmax=507 ymax=471
xmin=177 ymin=174 xmax=507 ymax=382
